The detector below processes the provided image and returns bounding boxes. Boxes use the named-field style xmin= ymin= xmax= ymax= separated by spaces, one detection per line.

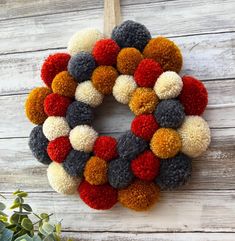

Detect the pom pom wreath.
xmin=47 ymin=136 xmax=71 ymax=163
xmin=29 ymin=126 xmax=51 ymax=165
xmin=154 ymin=71 xmax=183 ymax=99
xmin=44 ymin=93 xmax=72 ymax=117
xmin=68 ymin=52 xmax=96 ymax=82
xmin=41 ymin=53 xmax=71 ymax=87
xmin=68 ymin=28 xmax=103 ymax=55
xmin=178 ymin=116 xmax=211 ymax=157
xmin=63 ymin=150 xmax=90 ymax=177
xmin=92 ymin=39 xmax=120 ymax=66
xmin=150 ymin=128 xmax=181 ymax=159
xmin=108 ymin=158 xmax=134 ymax=189
xmin=92 ymin=66 xmax=118 ymax=95
xmin=75 ymin=80 xmax=104 ymax=107
xmin=112 ymin=20 xmax=151 ymax=51
xmin=131 ymin=151 xmax=160 ymax=181
xmin=43 ymin=116 xmax=70 ymax=141
xmin=84 ymin=156 xmax=108 ymax=185
xmin=179 ymin=75 xmax=208 ymax=115
xmin=93 ymin=136 xmax=118 ymax=161
xmin=66 ymin=101 xmax=94 ymax=128
xmin=69 ymin=125 xmax=98 ymax=152
xmin=134 ymin=59 xmax=163 ymax=88
xmin=47 ymin=162 xmax=80 ymax=195
xmin=113 ymin=75 xmax=137 ymax=104
xmin=117 ymin=48 xmax=143 ymax=75
xmin=51 ymin=71 xmax=77 ymax=98
xmin=129 ymin=87 xmax=158 ymax=116
xmin=143 ymin=37 xmax=183 ymax=73
xmin=117 ymin=131 xmax=147 ymax=160
xmin=155 ymin=153 xmax=192 ymax=190
xmin=25 ymin=87 xmax=52 ymax=125
xmin=154 ymin=99 xmax=185 ymax=129
xmin=118 ymin=180 xmax=160 ymax=211
xmin=78 ymin=180 xmax=118 ymax=210
xmin=131 ymin=114 xmax=159 ymax=141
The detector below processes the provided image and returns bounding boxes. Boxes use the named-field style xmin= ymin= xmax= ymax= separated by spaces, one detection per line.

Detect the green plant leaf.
xmin=10 ymin=202 xmax=20 ymax=209
xmin=41 ymin=222 xmax=54 ymax=234
xmin=22 ymin=204 xmax=33 ymax=212
xmin=0 ymin=221 xmax=6 ymax=232
xmin=10 ymin=213 xmax=20 ymax=224
xmin=0 ymin=228 xmax=14 ymax=241
xmin=40 ymin=213 xmax=49 ymax=222
xmin=14 ymin=233 xmax=33 ymax=241
xmin=32 ymin=234 xmax=42 ymax=241
xmin=0 ymin=202 xmax=6 ymax=211
xmin=14 ymin=211 xmax=31 ymax=215
xmin=16 ymin=192 xmax=28 ymax=198
xmin=55 ymin=223 xmax=61 ymax=235
xmin=21 ymin=218 xmax=33 ymax=231
xmin=43 ymin=233 xmax=55 ymax=241
xmin=39 ymin=226 xmax=48 ymax=237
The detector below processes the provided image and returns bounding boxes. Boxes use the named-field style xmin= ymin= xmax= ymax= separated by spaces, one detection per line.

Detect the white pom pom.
xmin=113 ymin=75 xmax=137 ymax=104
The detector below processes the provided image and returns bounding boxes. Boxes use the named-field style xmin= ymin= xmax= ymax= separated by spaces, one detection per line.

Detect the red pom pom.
xmin=44 ymin=93 xmax=72 ymax=117
xmin=78 ymin=180 xmax=118 ymax=210
xmin=134 ymin=59 xmax=163 ymax=88
xmin=131 ymin=150 xmax=160 ymax=181
xmin=93 ymin=39 xmax=120 ymax=66
xmin=41 ymin=53 xmax=71 ymax=88
xmin=131 ymin=114 xmax=159 ymax=141
xmin=179 ymin=75 xmax=208 ymax=115
xmin=47 ymin=136 xmax=71 ymax=163
xmin=93 ymin=136 xmax=118 ymax=161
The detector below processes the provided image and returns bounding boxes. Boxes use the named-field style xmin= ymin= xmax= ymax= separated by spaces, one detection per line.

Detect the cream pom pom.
xmin=67 ymin=28 xmax=103 ymax=55
xmin=69 ymin=125 xmax=98 ymax=152
xmin=154 ymin=71 xmax=183 ymax=99
xmin=177 ymin=116 xmax=211 ymax=158
xmin=113 ymin=75 xmax=137 ymax=104
xmin=75 ymin=80 xmax=103 ymax=107
xmin=47 ymin=162 xmax=80 ymax=195
xmin=43 ymin=116 xmax=70 ymax=141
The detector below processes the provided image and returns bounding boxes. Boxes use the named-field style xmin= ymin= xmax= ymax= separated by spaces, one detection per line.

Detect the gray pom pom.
xmin=117 ymin=131 xmax=147 ymax=160
xmin=66 ymin=101 xmax=94 ymax=128
xmin=68 ymin=52 xmax=96 ymax=82
xmin=108 ymin=158 xmax=134 ymax=189
xmin=154 ymin=99 xmax=185 ymax=128
xmin=28 ymin=125 xmax=51 ymax=165
xmin=111 ymin=20 xmax=151 ymax=51
xmin=63 ymin=150 xmax=90 ymax=177
xmin=155 ymin=153 xmax=192 ymax=190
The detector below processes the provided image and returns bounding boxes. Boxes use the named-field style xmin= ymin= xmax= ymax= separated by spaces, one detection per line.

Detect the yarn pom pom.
xmin=134 ymin=59 xmax=163 ymax=88
xmin=68 ymin=52 xmax=96 ymax=82
xmin=179 ymin=75 xmax=208 ymax=115
xmin=66 ymin=101 xmax=94 ymax=128
xmin=47 ymin=162 xmax=80 ymax=195
xmin=29 ymin=126 xmax=51 ymax=165
xmin=68 ymin=28 xmax=103 ymax=55
xmin=63 ymin=150 xmax=90 ymax=177
xmin=51 ymin=71 xmax=77 ymax=98
xmin=131 ymin=114 xmax=159 ymax=141
xmin=78 ymin=180 xmax=118 ymax=210
xmin=47 ymin=136 xmax=71 ymax=163
xmin=129 ymin=87 xmax=158 ymax=115
xmin=154 ymin=99 xmax=185 ymax=128
xmin=41 ymin=53 xmax=70 ymax=87
xmin=178 ymin=116 xmax=211 ymax=157
xmin=84 ymin=156 xmax=108 ymax=185
xmin=69 ymin=125 xmax=98 ymax=152
xmin=155 ymin=153 xmax=192 ymax=190
xmin=118 ymin=180 xmax=160 ymax=211
xmin=75 ymin=80 xmax=103 ymax=107
xmin=42 ymin=116 xmax=70 ymax=141
xmin=143 ymin=37 xmax=183 ymax=73
xmin=112 ymin=20 xmax=151 ymax=51
xmin=93 ymin=136 xmax=118 ymax=161
xmin=117 ymin=131 xmax=147 ymax=160
xmin=113 ymin=75 xmax=137 ymax=104
xmin=117 ymin=48 xmax=143 ymax=75
xmin=154 ymin=71 xmax=183 ymax=99
xmin=44 ymin=93 xmax=72 ymax=117
xmin=92 ymin=66 xmax=118 ymax=95
xmin=92 ymin=39 xmax=120 ymax=65
xmin=25 ymin=87 xmax=52 ymax=125
xmin=150 ymin=128 xmax=181 ymax=159
xmin=131 ymin=150 xmax=160 ymax=181
xmin=108 ymin=158 xmax=134 ymax=189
